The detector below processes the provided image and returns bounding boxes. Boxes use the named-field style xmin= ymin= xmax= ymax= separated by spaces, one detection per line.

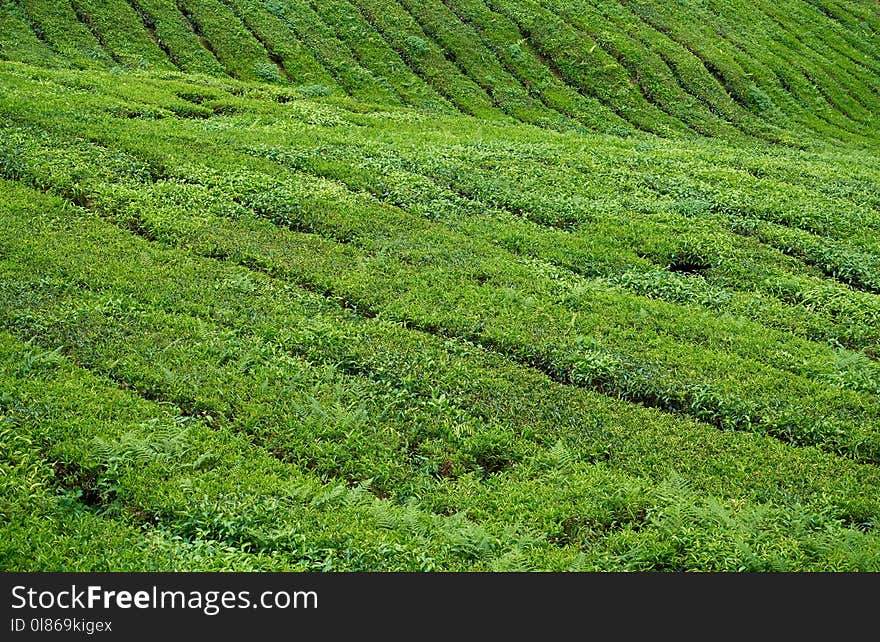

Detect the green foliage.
xmin=0 ymin=0 xmax=879 ymax=571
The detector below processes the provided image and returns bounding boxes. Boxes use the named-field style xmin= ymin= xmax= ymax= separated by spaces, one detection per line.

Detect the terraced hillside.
xmin=3 ymin=0 xmax=880 ymax=142
xmin=1 ymin=1 xmax=880 ymax=571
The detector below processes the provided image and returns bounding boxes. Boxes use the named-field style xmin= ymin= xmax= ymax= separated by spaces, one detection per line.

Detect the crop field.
xmin=1 ymin=0 xmax=879 ymax=571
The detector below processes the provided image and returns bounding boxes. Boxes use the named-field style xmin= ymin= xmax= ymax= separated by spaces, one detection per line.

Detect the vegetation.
xmin=1 ymin=0 xmax=879 ymax=571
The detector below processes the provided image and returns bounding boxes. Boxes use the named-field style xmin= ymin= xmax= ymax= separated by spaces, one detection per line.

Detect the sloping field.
xmin=3 ymin=0 xmax=880 ymax=140
xmin=1 ymin=1 xmax=879 ymax=571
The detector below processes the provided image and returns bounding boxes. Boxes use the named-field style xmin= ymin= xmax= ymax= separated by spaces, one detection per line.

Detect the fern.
xmin=547 ymin=438 xmax=574 ymax=469
xmin=89 ymin=417 xmax=194 ymax=468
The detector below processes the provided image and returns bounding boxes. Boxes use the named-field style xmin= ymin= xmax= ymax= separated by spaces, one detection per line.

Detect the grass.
xmin=0 ymin=0 xmax=879 ymax=571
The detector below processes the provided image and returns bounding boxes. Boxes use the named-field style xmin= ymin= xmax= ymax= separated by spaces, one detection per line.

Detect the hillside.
xmin=1 ymin=1 xmax=880 ymax=571
xmin=3 ymin=0 xmax=880 ymax=143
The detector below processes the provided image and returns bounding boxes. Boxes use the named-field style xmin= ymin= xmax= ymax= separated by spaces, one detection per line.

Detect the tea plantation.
xmin=1 ymin=0 xmax=879 ymax=571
